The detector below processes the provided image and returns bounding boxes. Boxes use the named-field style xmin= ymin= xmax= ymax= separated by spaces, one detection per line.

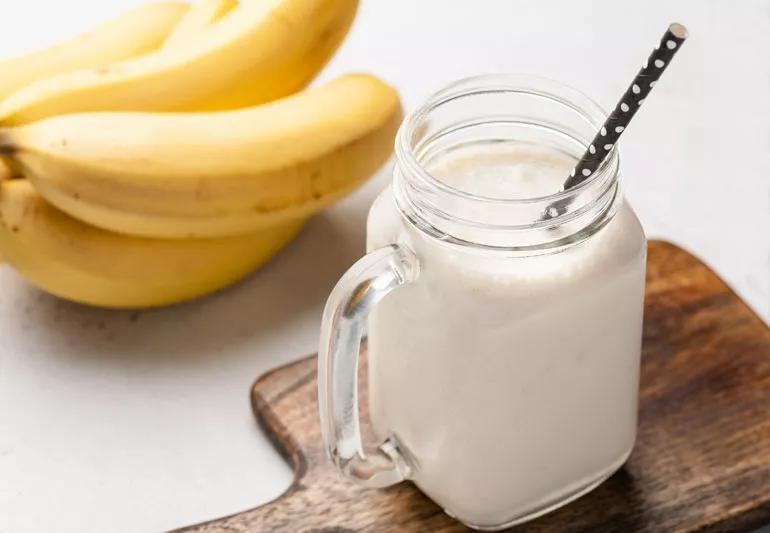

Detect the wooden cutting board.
xmin=180 ymin=241 xmax=770 ymax=532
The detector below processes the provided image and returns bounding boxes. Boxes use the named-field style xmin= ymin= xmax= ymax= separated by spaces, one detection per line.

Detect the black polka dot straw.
xmin=544 ymin=23 xmax=688 ymax=219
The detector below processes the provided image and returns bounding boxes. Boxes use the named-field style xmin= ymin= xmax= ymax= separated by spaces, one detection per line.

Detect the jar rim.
xmin=395 ymin=73 xmax=619 ymax=206
xmin=391 ymin=73 xmax=624 ymax=251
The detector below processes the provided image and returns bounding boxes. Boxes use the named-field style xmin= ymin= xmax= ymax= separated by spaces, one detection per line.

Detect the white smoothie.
xmin=429 ymin=141 xmax=575 ymax=199
xmin=366 ymin=142 xmax=646 ymax=528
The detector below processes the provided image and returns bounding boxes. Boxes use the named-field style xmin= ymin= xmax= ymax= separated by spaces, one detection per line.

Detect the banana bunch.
xmin=0 ymin=0 xmax=402 ymax=308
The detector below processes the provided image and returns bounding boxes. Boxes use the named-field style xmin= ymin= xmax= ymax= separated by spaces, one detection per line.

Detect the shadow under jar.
xmin=319 ymin=74 xmax=646 ymax=530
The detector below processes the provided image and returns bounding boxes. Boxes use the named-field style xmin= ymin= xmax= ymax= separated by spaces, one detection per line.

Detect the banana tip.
xmin=0 ymin=131 xmax=15 ymax=157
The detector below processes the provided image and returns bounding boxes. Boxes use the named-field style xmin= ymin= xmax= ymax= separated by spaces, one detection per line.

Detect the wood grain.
xmin=179 ymin=241 xmax=770 ymax=532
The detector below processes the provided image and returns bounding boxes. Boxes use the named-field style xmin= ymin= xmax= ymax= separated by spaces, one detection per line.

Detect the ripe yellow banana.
xmin=0 ymin=180 xmax=305 ymax=308
xmin=0 ymin=2 xmax=189 ymax=101
xmin=0 ymin=74 xmax=401 ymax=239
xmin=163 ymin=0 xmax=239 ymax=50
xmin=0 ymin=0 xmax=358 ymax=125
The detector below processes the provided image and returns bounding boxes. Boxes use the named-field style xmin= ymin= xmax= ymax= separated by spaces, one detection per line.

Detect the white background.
xmin=0 ymin=1 xmax=768 ymax=532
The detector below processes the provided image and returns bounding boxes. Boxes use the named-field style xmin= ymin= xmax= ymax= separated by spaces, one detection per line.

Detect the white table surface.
xmin=1 ymin=1 xmax=768 ymax=532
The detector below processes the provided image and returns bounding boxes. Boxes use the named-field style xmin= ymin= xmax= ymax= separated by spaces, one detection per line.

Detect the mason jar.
xmin=319 ymin=74 xmax=646 ymax=530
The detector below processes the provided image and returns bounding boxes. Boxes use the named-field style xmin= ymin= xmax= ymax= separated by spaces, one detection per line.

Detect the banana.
xmin=163 ymin=0 xmax=239 ymax=50
xmin=0 ymin=0 xmax=358 ymax=125
xmin=0 ymin=180 xmax=305 ymax=308
xmin=0 ymin=2 xmax=189 ymax=101
xmin=0 ymin=74 xmax=401 ymax=239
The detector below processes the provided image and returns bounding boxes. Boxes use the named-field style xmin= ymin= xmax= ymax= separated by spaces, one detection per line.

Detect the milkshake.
xmin=319 ymin=74 xmax=647 ymax=530
xmin=367 ymin=141 xmax=645 ymax=528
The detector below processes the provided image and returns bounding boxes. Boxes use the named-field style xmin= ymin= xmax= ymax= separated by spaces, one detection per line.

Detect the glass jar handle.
xmin=318 ymin=244 xmax=419 ymax=488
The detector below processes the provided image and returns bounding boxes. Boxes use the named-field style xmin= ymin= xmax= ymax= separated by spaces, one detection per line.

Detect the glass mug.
xmin=318 ymin=74 xmax=646 ymax=530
